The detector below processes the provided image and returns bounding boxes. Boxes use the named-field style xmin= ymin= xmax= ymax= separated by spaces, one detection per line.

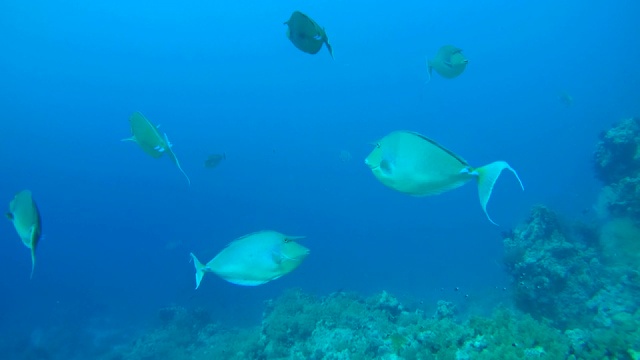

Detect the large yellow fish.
xmin=6 ymin=190 xmax=42 ymax=278
xmin=190 ymin=230 xmax=310 ymax=289
xmin=365 ymin=131 xmax=524 ymax=225
xmin=427 ymin=45 xmax=468 ymax=82
xmin=121 ymin=112 xmax=191 ymax=185
xmin=284 ymin=11 xmax=334 ymax=58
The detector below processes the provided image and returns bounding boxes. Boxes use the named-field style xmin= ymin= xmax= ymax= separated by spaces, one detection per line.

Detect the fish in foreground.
xmin=121 ymin=111 xmax=191 ymax=185
xmin=204 ymin=153 xmax=226 ymax=169
xmin=6 ymin=190 xmax=42 ymax=278
xmin=190 ymin=230 xmax=310 ymax=289
xmin=364 ymin=131 xmax=524 ymax=225
xmin=284 ymin=11 xmax=333 ymax=58
xmin=426 ymin=45 xmax=468 ymax=82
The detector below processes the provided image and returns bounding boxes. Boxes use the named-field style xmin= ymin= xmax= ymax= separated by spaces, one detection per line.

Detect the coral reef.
xmin=593 ymin=117 xmax=640 ymax=223
xmin=502 ymin=205 xmax=605 ymax=329
xmin=112 ymin=289 xmax=570 ymax=360
xmin=594 ymin=117 xmax=640 ymax=185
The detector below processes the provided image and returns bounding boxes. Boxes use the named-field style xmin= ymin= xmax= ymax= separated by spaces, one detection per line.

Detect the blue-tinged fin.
xmin=475 ymin=161 xmax=524 ymax=225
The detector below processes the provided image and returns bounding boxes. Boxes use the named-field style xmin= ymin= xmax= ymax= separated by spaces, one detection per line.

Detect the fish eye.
xmin=376 ymin=143 xmax=381 ymax=148
xmin=284 ymin=238 xmax=290 ymax=243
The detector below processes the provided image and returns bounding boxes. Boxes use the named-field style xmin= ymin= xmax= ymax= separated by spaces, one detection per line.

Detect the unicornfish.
xmin=6 ymin=190 xmax=42 ymax=278
xmin=121 ymin=111 xmax=191 ymax=185
xmin=190 ymin=230 xmax=310 ymax=289
xmin=284 ymin=11 xmax=333 ymax=58
xmin=426 ymin=45 xmax=468 ymax=82
xmin=364 ymin=131 xmax=524 ymax=225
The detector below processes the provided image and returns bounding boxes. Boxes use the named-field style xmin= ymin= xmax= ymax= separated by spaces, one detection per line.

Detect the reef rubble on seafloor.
xmin=109 ymin=289 xmax=571 ymax=360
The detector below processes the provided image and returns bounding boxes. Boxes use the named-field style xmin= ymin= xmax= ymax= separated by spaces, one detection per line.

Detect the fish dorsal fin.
xmin=406 ymin=131 xmax=469 ymax=165
xmin=163 ymin=133 xmax=191 ymax=186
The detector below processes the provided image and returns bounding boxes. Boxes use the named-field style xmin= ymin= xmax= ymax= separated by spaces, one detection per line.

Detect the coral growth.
xmin=594 ymin=117 xmax=640 ymax=185
xmin=113 ymin=289 xmax=570 ymax=360
xmin=502 ymin=205 xmax=604 ymax=328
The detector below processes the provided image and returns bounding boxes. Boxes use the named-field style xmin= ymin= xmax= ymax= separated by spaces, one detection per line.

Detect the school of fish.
xmin=6 ymin=9 xmax=524 ymax=289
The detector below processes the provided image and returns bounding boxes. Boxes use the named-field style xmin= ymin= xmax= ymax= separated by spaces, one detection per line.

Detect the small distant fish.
xmin=426 ymin=45 xmax=469 ymax=82
xmin=6 ymin=190 xmax=42 ymax=278
xmin=284 ymin=11 xmax=333 ymax=58
xmin=121 ymin=112 xmax=191 ymax=185
xmin=190 ymin=230 xmax=310 ymax=289
xmin=364 ymin=131 xmax=524 ymax=225
xmin=558 ymin=91 xmax=573 ymax=107
xmin=338 ymin=150 xmax=352 ymax=163
xmin=204 ymin=153 xmax=226 ymax=169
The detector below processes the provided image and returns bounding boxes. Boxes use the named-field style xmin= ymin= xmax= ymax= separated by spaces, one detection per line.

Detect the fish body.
xmin=190 ymin=230 xmax=310 ymax=289
xmin=122 ymin=112 xmax=191 ymax=185
xmin=204 ymin=153 xmax=226 ymax=169
xmin=284 ymin=11 xmax=333 ymax=58
xmin=365 ymin=131 xmax=524 ymax=225
xmin=427 ymin=45 xmax=468 ymax=80
xmin=6 ymin=190 xmax=42 ymax=278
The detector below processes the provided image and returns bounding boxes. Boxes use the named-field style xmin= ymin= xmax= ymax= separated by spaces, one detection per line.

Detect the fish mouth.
xmin=364 ymin=159 xmax=377 ymax=169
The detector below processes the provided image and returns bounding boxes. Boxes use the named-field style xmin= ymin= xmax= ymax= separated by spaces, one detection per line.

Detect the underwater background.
xmin=1 ymin=0 xmax=639 ymax=359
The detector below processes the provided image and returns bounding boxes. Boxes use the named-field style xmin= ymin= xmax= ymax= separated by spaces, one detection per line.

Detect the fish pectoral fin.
xmin=380 ymin=159 xmax=394 ymax=175
xmin=271 ymin=250 xmax=284 ymax=265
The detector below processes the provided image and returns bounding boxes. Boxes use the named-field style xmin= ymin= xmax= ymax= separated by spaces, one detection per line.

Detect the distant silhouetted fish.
xmin=204 ymin=153 xmax=226 ymax=169
xmin=121 ymin=112 xmax=191 ymax=185
xmin=284 ymin=11 xmax=333 ymax=58
xmin=6 ymin=190 xmax=42 ymax=278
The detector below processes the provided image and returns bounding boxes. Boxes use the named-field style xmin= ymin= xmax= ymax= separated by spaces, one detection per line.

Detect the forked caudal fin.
xmin=163 ymin=133 xmax=191 ymax=186
xmin=475 ymin=161 xmax=524 ymax=226
xmin=30 ymin=247 xmax=36 ymax=279
xmin=190 ymin=253 xmax=206 ymax=290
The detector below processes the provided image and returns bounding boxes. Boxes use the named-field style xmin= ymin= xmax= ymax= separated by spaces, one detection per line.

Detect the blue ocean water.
xmin=1 ymin=0 xmax=638 ymax=357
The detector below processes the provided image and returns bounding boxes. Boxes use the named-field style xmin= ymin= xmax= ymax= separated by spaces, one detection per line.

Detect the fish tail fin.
xmin=163 ymin=134 xmax=191 ymax=186
xmin=325 ymin=38 xmax=334 ymax=59
xmin=425 ymin=58 xmax=432 ymax=84
xmin=29 ymin=225 xmax=38 ymax=279
xmin=475 ymin=161 xmax=524 ymax=225
xmin=29 ymin=247 xmax=35 ymax=279
xmin=177 ymin=162 xmax=191 ymax=186
xmin=190 ymin=253 xmax=206 ymax=289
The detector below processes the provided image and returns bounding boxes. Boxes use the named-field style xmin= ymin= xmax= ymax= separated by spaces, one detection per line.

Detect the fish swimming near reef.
xmin=426 ymin=45 xmax=468 ymax=82
xmin=121 ymin=111 xmax=191 ymax=185
xmin=204 ymin=153 xmax=226 ymax=169
xmin=190 ymin=230 xmax=310 ymax=289
xmin=7 ymin=190 xmax=42 ymax=278
xmin=364 ymin=131 xmax=524 ymax=225
xmin=284 ymin=11 xmax=333 ymax=58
